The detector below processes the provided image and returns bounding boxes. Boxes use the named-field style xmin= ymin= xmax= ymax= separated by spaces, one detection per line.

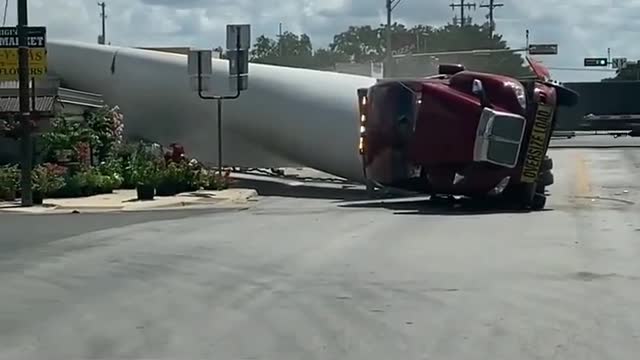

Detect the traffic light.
xmin=584 ymin=58 xmax=608 ymax=67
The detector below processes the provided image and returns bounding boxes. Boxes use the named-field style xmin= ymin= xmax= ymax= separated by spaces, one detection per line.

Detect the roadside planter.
xmin=132 ymin=157 xmax=160 ymax=201
xmin=136 ymin=184 xmax=155 ymax=201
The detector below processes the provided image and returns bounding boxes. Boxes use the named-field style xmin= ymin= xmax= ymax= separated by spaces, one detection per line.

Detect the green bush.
xmin=198 ymin=169 xmax=230 ymax=191
xmin=32 ymin=163 xmax=67 ymax=197
xmin=0 ymin=164 xmax=19 ymax=200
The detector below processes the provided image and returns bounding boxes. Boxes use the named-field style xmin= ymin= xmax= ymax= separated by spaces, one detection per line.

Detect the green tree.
xmin=312 ymin=48 xmax=350 ymax=70
xmin=247 ymin=23 xmax=529 ymax=76
xmin=329 ymin=25 xmax=383 ymax=63
xmin=250 ymin=31 xmax=314 ymax=68
xmin=328 ymin=23 xmax=528 ymax=77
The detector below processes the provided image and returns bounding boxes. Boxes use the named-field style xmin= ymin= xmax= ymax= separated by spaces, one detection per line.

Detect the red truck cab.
xmin=357 ymin=60 xmax=578 ymax=210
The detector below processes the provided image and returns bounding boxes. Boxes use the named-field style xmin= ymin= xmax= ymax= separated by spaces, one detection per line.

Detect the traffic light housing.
xmin=584 ymin=58 xmax=608 ymax=67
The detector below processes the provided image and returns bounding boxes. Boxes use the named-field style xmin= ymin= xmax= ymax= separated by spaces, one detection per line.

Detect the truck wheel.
xmin=538 ymin=170 xmax=554 ymax=187
xmin=541 ymin=157 xmax=553 ymax=172
xmin=531 ymin=193 xmax=547 ymax=210
xmin=502 ymin=183 xmax=536 ymax=210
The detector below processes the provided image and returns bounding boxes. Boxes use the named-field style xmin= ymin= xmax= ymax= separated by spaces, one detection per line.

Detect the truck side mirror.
xmin=472 ymin=79 xmax=490 ymax=108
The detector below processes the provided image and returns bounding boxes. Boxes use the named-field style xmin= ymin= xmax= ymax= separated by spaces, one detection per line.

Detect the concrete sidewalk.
xmin=0 ymin=188 xmax=258 ymax=214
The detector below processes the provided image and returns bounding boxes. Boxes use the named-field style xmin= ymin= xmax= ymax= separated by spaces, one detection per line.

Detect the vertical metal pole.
xmin=18 ymin=0 xmax=32 ymax=206
xmin=101 ymin=2 xmax=106 ymax=44
xmin=525 ymin=29 xmax=530 ymax=55
xmin=607 ymin=47 xmax=611 ymax=68
xmin=278 ymin=23 xmax=283 ymax=57
xmin=385 ymin=0 xmax=392 ymax=78
xmin=30 ymin=77 xmax=35 ymax=111
xmin=217 ymin=98 xmax=222 ymax=175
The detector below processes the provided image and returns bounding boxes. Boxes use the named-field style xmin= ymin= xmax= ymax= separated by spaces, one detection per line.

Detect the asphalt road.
xmin=551 ymin=133 xmax=640 ymax=148
xmin=1 ymin=144 xmax=640 ymax=359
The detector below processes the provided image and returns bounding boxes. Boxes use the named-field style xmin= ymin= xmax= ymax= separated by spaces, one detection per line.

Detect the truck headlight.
xmin=505 ymin=81 xmax=526 ymax=111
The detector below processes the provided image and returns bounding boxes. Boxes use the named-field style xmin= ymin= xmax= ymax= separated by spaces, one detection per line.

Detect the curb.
xmin=0 ymin=188 xmax=260 ymax=214
xmin=53 ymin=205 xmax=125 ymax=211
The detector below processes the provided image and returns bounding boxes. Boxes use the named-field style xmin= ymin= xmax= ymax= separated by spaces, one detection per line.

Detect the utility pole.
xmin=450 ymin=0 xmax=476 ymax=27
xmin=17 ymin=0 xmax=32 ymax=206
xmin=98 ymin=2 xmax=106 ymax=44
xmin=479 ymin=0 xmax=503 ymax=38
xmin=385 ymin=0 xmax=404 ymax=77
xmin=278 ymin=22 xmax=282 ymax=57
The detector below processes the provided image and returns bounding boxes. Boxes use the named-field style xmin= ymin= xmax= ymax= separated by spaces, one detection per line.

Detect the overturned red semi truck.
xmin=356 ymin=58 xmax=579 ymax=210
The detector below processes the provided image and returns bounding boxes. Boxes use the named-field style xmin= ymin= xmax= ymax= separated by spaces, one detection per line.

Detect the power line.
xmin=479 ymin=0 xmax=503 ymax=38
xmin=450 ymin=0 xmax=476 ymax=27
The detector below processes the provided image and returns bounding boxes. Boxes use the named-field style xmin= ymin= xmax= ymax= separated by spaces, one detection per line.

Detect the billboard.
xmin=0 ymin=26 xmax=47 ymax=80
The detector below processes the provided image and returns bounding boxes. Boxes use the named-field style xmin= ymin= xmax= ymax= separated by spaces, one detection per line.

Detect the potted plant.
xmin=156 ymin=162 xmax=183 ymax=196
xmin=32 ymin=163 xmax=67 ymax=204
xmin=132 ymin=158 xmax=159 ymax=201
xmin=199 ymin=168 xmax=230 ymax=191
xmin=0 ymin=164 xmax=19 ymax=201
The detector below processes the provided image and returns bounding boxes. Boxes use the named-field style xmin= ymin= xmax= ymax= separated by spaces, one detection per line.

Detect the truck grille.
xmin=474 ymin=108 xmax=527 ymax=168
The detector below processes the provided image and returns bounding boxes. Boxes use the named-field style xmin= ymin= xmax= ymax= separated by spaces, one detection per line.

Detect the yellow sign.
xmin=0 ymin=48 xmax=47 ymax=79
xmin=520 ymin=103 xmax=555 ymax=183
xmin=0 ymin=26 xmax=47 ymax=80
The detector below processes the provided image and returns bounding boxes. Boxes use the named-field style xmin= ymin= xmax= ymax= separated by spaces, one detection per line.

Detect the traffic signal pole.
xmin=17 ymin=0 xmax=33 ymax=206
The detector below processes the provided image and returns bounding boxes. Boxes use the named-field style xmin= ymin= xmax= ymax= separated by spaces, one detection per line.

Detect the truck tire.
xmin=511 ymin=184 xmax=549 ymax=210
xmin=531 ymin=193 xmax=547 ymax=210
xmin=538 ymin=170 xmax=554 ymax=187
xmin=541 ymin=156 xmax=553 ymax=172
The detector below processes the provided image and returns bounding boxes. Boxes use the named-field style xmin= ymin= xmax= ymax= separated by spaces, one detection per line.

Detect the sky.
xmin=7 ymin=0 xmax=640 ymax=82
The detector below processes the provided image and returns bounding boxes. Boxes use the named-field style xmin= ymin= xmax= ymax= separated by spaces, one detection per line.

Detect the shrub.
xmin=198 ymin=169 xmax=230 ymax=191
xmin=0 ymin=164 xmax=19 ymax=200
xmin=32 ymin=163 xmax=67 ymax=196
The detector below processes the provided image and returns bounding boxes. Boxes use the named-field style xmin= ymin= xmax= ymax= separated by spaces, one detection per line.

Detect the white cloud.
xmin=5 ymin=0 xmax=639 ymax=81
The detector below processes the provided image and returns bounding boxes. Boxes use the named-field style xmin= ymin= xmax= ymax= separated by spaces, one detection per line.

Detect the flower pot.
xmin=136 ymin=184 xmax=155 ymax=201
xmin=156 ymin=183 xmax=178 ymax=196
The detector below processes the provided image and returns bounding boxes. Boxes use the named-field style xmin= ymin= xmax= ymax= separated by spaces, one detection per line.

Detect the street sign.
xmin=227 ymin=49 xmax=248 ymax=76
xmin=584 ymin=57 xmax=608 ymax=67
xmin=226 ymin=24 xmax=251 ymax=50
xmin=612 ymin=57 xmax=628 ymax=69
xmin=187 ymin=49 xmax=212 ymax=92
xmin=226 ymin=25 xmax=250 ymax=91
xmin=187 ymin=49 xmax=212 ymax=75
xmin=0 ymin=26 xmax=47 ymax=80
xmin=229 ymin=74 xmax=248 ymax=92
xmin=528 ymin=44 xmax=558 ymax=55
